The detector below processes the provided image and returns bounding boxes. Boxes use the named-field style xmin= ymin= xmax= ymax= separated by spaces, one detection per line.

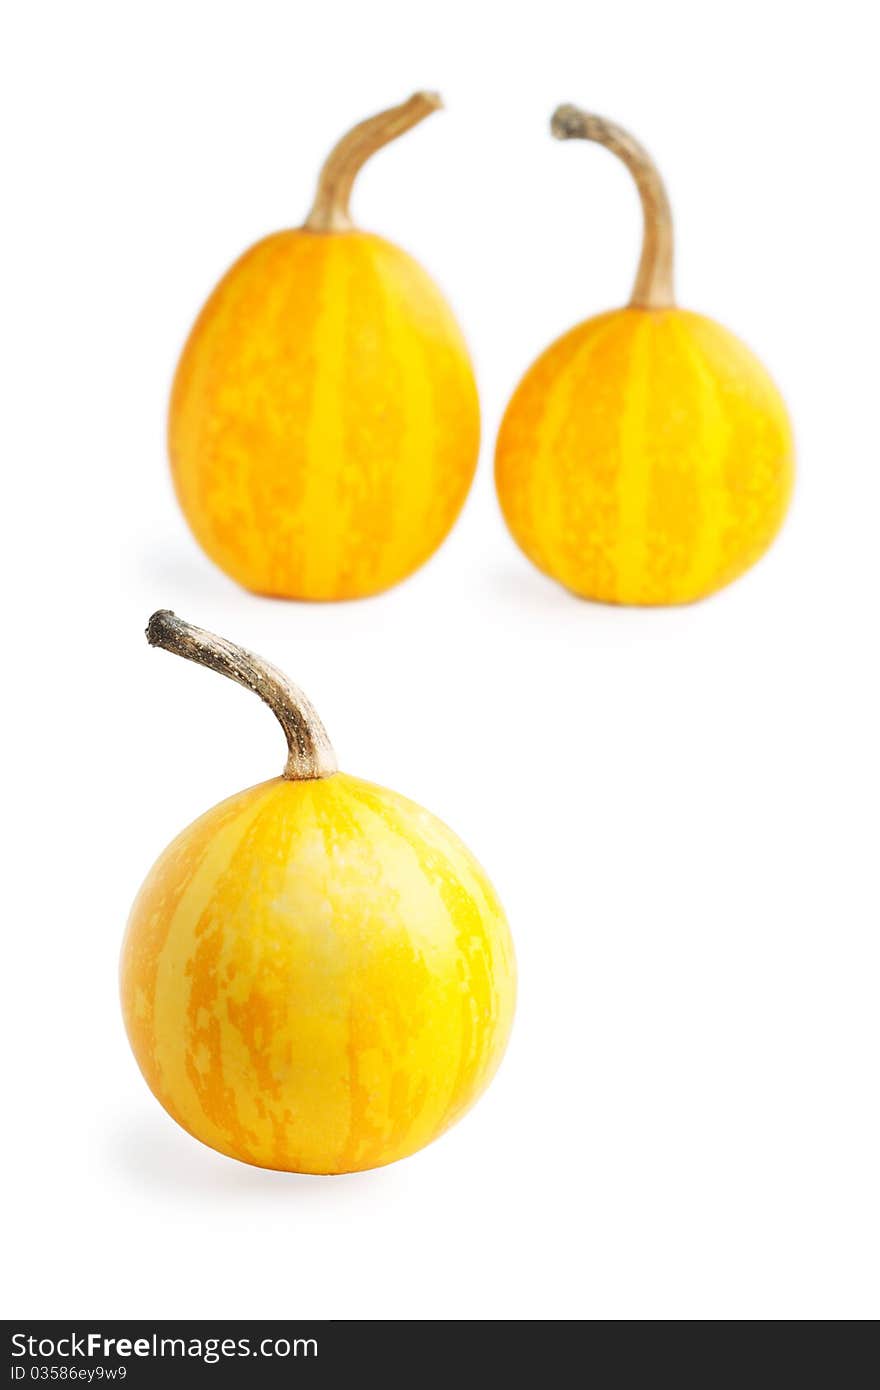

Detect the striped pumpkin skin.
xmin=495 ymin=307 xmax=794 ymax=605
xmin=120 ymin=772 xmax=516 ymax=1174
xmin=169 ymin=230 xmax=480 ymax=600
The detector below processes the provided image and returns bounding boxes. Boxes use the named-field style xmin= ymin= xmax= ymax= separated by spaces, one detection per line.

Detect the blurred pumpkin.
xmin=495 ymin=105 xmax=794 ymax=605
xmin=170 ymin=93 xmax=479 ymax=600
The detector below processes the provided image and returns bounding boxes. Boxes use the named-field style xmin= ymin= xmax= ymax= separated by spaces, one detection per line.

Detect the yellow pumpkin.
xmin=170 ymin=93 xmax=479 ymax=600
xmin=120 ymin=612 xmax=516 ymax=1174
xmin=495 ymin=106 xmax=794 ymax=605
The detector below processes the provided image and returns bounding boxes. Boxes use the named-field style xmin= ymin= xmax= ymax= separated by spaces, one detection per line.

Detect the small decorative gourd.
xmin=120 ymin=612 xmax=515 ymax=1174
xmin=495 ymin=105 xmax=795 ymax=605
xmin=170 ymin=93 xmax=479 ymax=600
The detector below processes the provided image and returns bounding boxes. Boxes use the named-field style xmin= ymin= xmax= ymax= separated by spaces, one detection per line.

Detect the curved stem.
xmin=146 ymin=611 xmax=337 ymax=782
xmin=551 ymin=104 xmax=675 ymax=310
xmin=304 ymin=91 xmax=442 ymax=232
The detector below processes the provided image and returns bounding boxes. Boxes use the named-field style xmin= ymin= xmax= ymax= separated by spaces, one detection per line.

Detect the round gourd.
xmin=120 ymin=612 xmax=515 ymax=1174
xmin=169 ymin=93 xmax=479 ymax=600
xmin=495 ymin=105 xmax=795 ymax=605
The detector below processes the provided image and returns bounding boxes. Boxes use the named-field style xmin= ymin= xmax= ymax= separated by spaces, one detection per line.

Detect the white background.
xmin=3 ymin=0 xmax=878 ymax=1321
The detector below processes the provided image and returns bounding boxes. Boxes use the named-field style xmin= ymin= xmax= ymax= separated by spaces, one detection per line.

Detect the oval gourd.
xmin=170 ymin=93 xmax=479 ymax=600
xmin=495 ymin=106 xmax=794 ymax=605
xmin=120 ymin=612 xmax=516 ymax=1174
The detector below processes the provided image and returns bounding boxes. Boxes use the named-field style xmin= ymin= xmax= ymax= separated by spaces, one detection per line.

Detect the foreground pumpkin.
xmin=495 ymin=105 xmax=794 ymax=605
xmin=170 ymin=92 xmax=479 ymax=600
xmin=121 ymin=612 xmax=515 ymax=1173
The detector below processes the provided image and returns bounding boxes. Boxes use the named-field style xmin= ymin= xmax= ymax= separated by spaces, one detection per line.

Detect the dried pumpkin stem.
xmin=551 ymin=104 xmax=675 ymax=310
xmin=146 ymin=610 xmax=337 ymax=782
xmin=304 ymin=91 xmax=443 ymax=233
